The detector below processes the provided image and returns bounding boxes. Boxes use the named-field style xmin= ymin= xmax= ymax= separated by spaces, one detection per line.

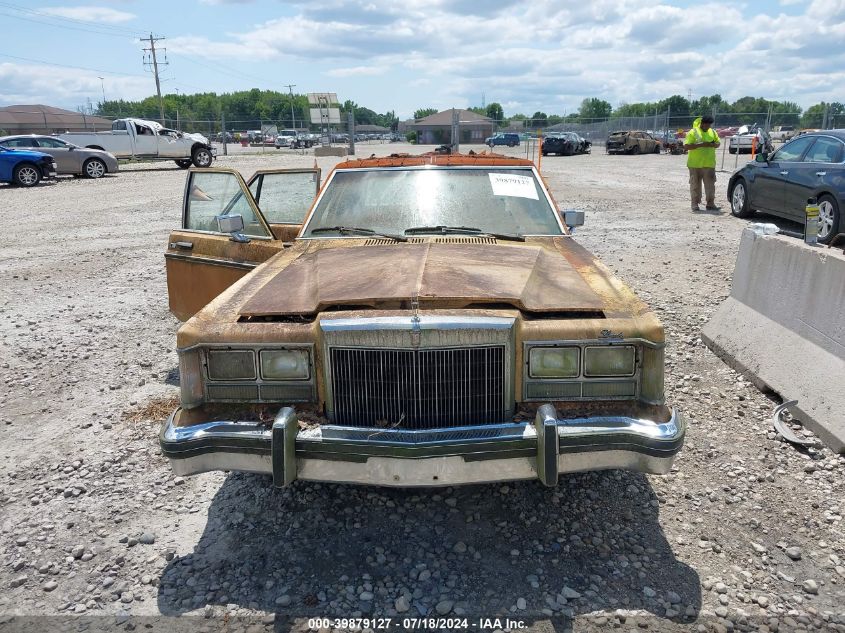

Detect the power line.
xmin=0 ymin=10 xmax=142 ymax=39
xmin=0 ymin=1 xmax=144 ymax=36
xmin=0 ymin=52 xmax=148 ymax=77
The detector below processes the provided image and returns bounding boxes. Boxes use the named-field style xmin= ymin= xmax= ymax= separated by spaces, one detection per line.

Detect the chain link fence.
xmin=3 ymin=108 xmax=843 ymax=154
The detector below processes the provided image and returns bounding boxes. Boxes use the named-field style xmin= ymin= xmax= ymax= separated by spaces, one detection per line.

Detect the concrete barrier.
xmin=702 ymin=226 xmax=845 ymax=453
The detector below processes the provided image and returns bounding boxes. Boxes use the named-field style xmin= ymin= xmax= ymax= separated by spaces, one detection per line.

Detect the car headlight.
xmin=529 ymin=347 xmax=580 ymax=378
xmin=207 ymin=350 xmax=256 ymax=380
xmin=260 ymin=349 xmax=310 ymax=380
xmin=584 ymin=346 xmax=636 ymax=377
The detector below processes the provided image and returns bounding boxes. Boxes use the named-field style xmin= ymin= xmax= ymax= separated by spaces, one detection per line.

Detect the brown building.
xmin=0 ymin=104 xmax=112 ymax=135
xmin=404 ymin=109 xmax=494 ymax=144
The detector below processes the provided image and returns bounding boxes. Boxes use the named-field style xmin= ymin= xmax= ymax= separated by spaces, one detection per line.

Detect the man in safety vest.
xmin=683 ymin=115 xmax=720 ymax=211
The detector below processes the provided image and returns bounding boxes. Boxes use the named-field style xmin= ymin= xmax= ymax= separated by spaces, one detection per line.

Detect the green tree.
xmin=414 ymin=107 xmax=438 ymax=119
xmin=578 ymin=98 xmax=612 ymax=120
xmin=801 ymin=102 xmax=845 ymax=128
xmin=530 ymin=111 xmax=548 ymax=128
xmin=485 ymin=102 xmax=504 ymax=123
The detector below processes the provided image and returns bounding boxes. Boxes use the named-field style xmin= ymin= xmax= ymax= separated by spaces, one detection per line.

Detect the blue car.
xmin=0 ymin=144 xmax=57 ymax=187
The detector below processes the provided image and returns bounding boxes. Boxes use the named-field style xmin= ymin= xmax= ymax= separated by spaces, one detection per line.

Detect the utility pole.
xmin=141 ymin=33 xmax=167 ymax=124
xmin=284 ymin=84 xmax=297 ymax=130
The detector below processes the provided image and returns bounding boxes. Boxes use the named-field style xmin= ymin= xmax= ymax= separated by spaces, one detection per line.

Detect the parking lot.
xmin=1 ymin=144 xmax=843 ymax=631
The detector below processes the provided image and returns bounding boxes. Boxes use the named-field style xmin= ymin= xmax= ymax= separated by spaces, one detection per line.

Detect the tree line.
xmin=98 ymin=90 xmax=399 ymax=130
xmin=98 ymin=89 xmax=843 ymax=131
xmin=416 ymin=95 xmax=843 ymax=129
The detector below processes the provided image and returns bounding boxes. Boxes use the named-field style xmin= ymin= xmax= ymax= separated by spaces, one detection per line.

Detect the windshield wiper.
xmin=404 ymin=225 xmax=525 ymax=242
xmin=310 ymin=226 xmax=408 ymax=242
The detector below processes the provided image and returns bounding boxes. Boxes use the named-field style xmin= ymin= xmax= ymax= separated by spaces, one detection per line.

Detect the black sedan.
xmin=728 ymin=131 xmax=845 ymax=243
xmin=542 ymin=132 xmax=591 ymax=156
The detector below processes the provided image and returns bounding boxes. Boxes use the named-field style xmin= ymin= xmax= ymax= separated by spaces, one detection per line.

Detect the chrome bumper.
xmin=159 ymin=404 xmax=684 ymax=487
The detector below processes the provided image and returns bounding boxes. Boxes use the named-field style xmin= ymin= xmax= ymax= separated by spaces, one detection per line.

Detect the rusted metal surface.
xmin=239 ymin=240 xmax=604 ymax=317
xmin=172 ymin=152 xmax=668 ymax=416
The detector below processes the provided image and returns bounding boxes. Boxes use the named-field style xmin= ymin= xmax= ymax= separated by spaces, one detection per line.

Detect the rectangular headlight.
xmin=260 ymin=349 xmax=310 ymax=381
xmin=584 ymin=346 xmax=636 ymax=377
xmin=529 ymin=347 xmax=579 ymax=378
xmin=207 ymin=350 xmax=256 ymax=380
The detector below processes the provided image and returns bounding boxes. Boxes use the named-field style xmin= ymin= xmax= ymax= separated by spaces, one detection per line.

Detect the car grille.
xmin=329 ymin=346 xmax=506 ymax=429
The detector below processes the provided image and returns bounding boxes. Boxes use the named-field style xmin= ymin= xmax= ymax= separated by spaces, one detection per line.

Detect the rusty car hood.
xmin=238 ymin=240 xmax=605 ymax=317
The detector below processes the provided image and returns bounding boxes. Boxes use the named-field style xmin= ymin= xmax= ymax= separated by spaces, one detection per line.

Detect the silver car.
xmin=0 ymin=135 xmax=119 ymax=178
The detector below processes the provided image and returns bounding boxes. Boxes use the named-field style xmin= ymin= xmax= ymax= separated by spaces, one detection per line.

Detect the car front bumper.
xmin=159 ymin=404 xmax=684 ymax=487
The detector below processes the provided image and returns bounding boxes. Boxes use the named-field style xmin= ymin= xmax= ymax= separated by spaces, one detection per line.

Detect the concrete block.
xmin=702 ymin=227 xmax=845 ymax=453
xmin=313 ymin=146 xmax=347 ymax=157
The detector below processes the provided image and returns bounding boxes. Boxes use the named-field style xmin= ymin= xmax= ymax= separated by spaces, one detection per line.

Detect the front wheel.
xmin=175 ymin=159 xmax=192 ymax=169
xmin=13 ymin=162 xmax=41 ymax=187
xmin=192 ymin=147 xmax=213 ymax=168
xmin=83 ymin=158 xmax=107 ymax=178
xmin=730 ymin=179 xmax=754 ymax=218
xmin=630 ymin=144 xmax=640 ymax=155
xmin=817 ymin=194 xmax=841 ymax=244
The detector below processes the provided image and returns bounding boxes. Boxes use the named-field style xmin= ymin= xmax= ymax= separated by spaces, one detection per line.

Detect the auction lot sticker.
xmin=488 ymin=173 xmax=539 ymax=200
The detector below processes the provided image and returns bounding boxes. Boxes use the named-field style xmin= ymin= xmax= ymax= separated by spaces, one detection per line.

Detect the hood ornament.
xmin=410 ymin=296 xmax=422 ymax=348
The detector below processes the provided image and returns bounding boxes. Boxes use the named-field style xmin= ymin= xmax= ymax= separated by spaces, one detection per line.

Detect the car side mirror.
xmin=755 ymin=152 xmax=768 ymax=163
xmin=216 ymin=214 xmax=249 ymax=243
xmin=564 ymin=209 xmax=585 ymax=228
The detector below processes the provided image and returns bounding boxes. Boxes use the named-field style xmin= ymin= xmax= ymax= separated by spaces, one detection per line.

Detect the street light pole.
xmin=97 ymin=76 xmax=106 ymax=111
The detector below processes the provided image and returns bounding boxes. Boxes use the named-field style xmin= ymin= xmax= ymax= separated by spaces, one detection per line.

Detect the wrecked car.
xmin=542 ymin=133 xmax=591 ymax=156
xmin=160 ymin=153 xmax=684 ymax=487
xmin=606 ymin=130 xmax=662 ymax=155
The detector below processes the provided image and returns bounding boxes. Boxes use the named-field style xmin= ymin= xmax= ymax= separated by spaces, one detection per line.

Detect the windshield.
xmin=302 ymin=167 xmax=563 ymax=238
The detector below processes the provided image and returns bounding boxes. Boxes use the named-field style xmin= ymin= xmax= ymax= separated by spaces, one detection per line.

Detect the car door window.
xmin=35 ymin=138 xmax=67 ymax=148
xmin=185 ymin=172 xmax=270 ymax=237
xmin=802 ymin=137 xmax=844 ymax=163
xmin=3 ymin=138 xmax=36 ymax=148
xmin=248 ymin=170 xmax=320 ymax=224
xmin=773 ymin=136 xmax=814 ymax=162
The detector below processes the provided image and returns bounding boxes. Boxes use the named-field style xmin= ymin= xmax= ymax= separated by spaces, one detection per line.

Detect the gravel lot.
xmin=1 ymin=143 xmax=843 ymax=632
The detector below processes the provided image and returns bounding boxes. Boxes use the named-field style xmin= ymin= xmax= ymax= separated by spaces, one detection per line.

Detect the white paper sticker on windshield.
xmin=488 ymin=173 xmax=539 ymax=200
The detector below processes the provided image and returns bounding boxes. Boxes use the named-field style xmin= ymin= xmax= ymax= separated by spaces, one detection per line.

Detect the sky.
xmin=0 ymin=0 xmax=843 ymax=119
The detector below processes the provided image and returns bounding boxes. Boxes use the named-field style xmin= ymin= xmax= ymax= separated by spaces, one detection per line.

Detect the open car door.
xmin=165 ymin=167 xmax=320 ymax=321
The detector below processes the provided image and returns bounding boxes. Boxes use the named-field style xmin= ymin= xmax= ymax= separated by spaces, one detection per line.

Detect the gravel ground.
xmin=1 ymin=143 xmax=843 ymax=632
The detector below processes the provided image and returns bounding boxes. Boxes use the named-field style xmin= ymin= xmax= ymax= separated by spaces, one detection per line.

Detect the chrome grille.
xmin=329 ymin=346 xmax=506 ymax=429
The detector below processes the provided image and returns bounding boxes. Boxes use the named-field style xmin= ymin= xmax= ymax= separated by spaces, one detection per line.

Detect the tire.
xmin=729 ymin=147 xmax=737 ymax=155
xmin=631 ymin=144 xmax=640 ymax=155
xmin=13 ymin=162 xmax=41 ymax=187
xmin=730 ymin=178 xmax=754 ymax=218
xmin=175 ymin=159 xmax=192 ymax=169
xmin=817 ymin=194 xmax=840 ymax=244
xmin=653 ymin=144 xmax=661 ymax=154
xmin=191 ymin=146 xmax=213 ymax=168
xmin=83 ymin=158 xmax=107 ymax=179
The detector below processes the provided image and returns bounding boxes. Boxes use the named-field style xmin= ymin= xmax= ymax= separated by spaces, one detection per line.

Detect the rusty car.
xmin=606 ymin=130 xmax=662 ymax=155
xmin=160 ymin=153 xmax=684 ymax=487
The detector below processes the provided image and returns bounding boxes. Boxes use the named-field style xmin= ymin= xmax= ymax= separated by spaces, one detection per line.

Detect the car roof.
xmin=798 ymin=130 xmax=845 ymax=140
xmin=335 ymin=153 xmax=535 ymax=169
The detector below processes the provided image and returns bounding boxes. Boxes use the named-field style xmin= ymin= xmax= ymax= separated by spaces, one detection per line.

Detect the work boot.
xmin=706 ymin=205 xmax=721 ymax=211
xmin=691 ymin=205 xmax=702 ymax=212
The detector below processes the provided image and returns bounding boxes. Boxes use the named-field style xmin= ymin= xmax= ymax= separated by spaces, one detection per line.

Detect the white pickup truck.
xmin=770 ymin=125 xmax=796 ymax=143
xmin=59 ymin=118 xmax=216 ymax=168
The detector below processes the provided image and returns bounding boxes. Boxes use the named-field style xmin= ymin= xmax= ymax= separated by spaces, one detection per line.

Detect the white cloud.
xmin=325 ymin=66 xmax=386 ymax=77
xmin=0 ymin=63 xmax=150 ymax=108
xmin=40 ymin=6 xmax=136 ymax=23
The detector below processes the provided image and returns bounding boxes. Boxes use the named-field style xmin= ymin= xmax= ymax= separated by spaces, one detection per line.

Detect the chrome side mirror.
xmin=216 ymin=214 xmax=249 ymax=243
